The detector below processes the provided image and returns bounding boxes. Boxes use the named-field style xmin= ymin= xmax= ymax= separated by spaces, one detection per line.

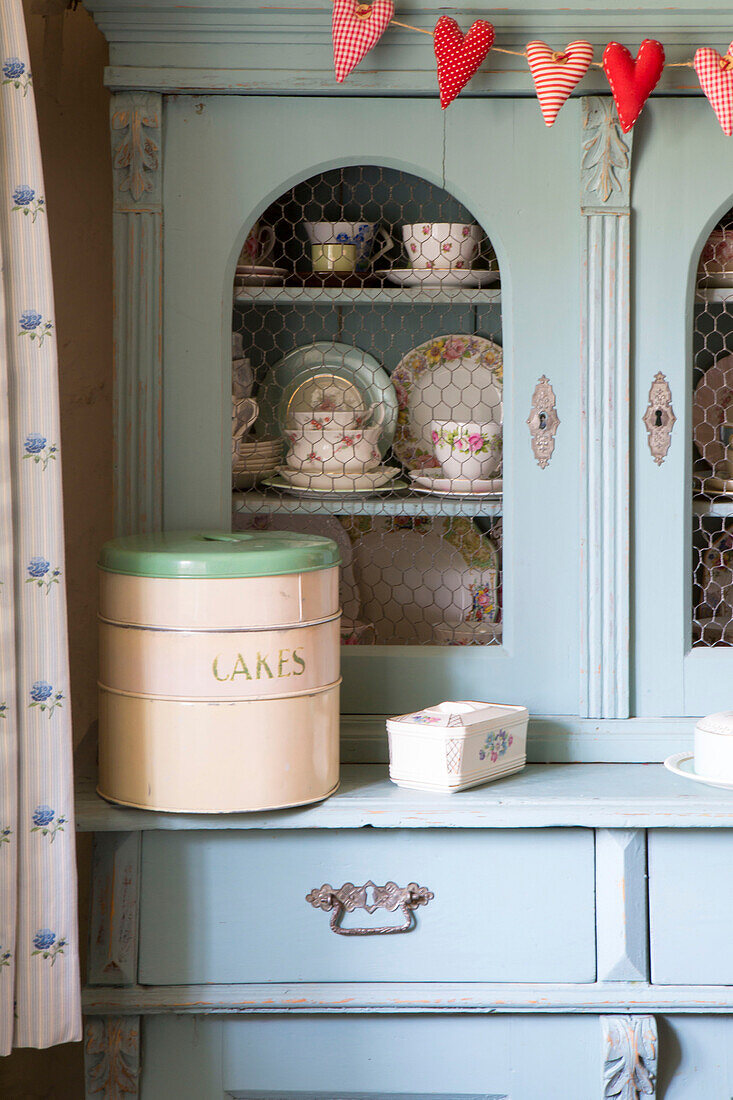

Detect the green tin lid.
xmin=98 ymin=530 xmax=340 ymax=580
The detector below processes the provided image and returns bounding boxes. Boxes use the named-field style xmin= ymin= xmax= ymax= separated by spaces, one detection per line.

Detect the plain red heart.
xmin=602 ymin=39 xmax=665 ymax=132
xmin=434 ymin=17 xmax=495 ymax=110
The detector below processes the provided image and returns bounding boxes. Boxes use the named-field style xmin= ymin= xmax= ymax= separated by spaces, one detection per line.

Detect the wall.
xmin=0 ymin=1 xmax=112 ymax=1095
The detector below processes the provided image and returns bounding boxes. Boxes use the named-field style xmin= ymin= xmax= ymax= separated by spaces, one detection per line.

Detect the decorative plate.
xmin=275 ymin=465 xmax=400 ymax=491
xmin=263 ymin=475 xmax=407 ymax=499
xmin=384 ymin=268 xmax=499 ymax=289
xmin=258 ymin=341 xmax=398 ymax=458
xmin=340 ymin=516 xmax=499 ymax=644
xmin=392 ymin=334 xmax=503 ymax=470
xmin=664 ymin=751 xmax=733 ymax=791
xmin=234 ymin=265 xmax=288 ymax=285
xmin=693 ymin=354 xmax=733 ymax=471
xmin=409 ymin=470 xmax=503 ymax=497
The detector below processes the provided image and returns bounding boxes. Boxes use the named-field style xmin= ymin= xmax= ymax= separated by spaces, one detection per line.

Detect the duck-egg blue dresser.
xmin=78 ymin=1 xmax=733 ymax=1096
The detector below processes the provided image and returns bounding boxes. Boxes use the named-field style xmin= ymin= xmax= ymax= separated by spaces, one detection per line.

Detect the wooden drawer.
xmin=138 ymin=828 xmax=596 ymax=984
xmin=649 ymin=829 xmax=733 ymax=983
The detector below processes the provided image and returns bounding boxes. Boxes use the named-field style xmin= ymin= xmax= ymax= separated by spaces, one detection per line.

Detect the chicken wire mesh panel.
xmin=693 ymin=210 xmax=733 ymax=646
xmin=231 ymin=165 xmax=503 ymax=646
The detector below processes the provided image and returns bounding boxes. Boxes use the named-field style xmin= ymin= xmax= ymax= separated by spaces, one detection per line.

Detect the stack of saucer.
xmin=233 ymin=437 xmax=283 ymax=489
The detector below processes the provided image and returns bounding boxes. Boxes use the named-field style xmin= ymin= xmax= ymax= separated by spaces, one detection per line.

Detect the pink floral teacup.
xmin=430 ymin=419 xmax=502 ymax=480
xmin=286 ymin=425 xmax=381 ymax=473
xmin=402 ymin=223 xmax=481 ymax=270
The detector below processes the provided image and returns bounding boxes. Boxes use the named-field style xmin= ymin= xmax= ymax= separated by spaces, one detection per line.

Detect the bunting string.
xmin=331 ymin=3 xmax=733 ymax=134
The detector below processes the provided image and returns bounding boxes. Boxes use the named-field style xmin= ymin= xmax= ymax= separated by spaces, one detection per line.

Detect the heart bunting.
xmin=602 ymin=39 xmax=665 ymax=133
xmin=695 ymin=45 xmax=733 ymax=135
xmin=332 ymin=0 xmax=395 ymax=84
xmin=433 ymin=17 xmax=495 ymax=110
xmin=526 ymin=40 xmax=594 ymax=127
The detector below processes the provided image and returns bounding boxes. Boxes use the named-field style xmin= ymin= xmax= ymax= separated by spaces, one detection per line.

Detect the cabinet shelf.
xmin=695 ymin=287 xmax=733 ymax=304
xmin=232 ymin=489 xmax=503 ymax=517
xmin=693 ymin=497 xmax=733 ymax=517
xmin=234 ymin=286 xmax=502 ymax=307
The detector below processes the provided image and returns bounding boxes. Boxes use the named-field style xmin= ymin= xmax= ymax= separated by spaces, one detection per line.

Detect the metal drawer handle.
xmin=305 ymin=880 xmax=434 ymax=936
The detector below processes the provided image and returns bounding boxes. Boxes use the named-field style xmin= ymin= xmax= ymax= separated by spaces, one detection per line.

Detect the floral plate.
xmin=340 ymin=516 xmax=499 ymax=645
xmin=391 ymin=334 xmax=503 ymax=470
xmin=409 ymin=470 xmax=503 ymax=497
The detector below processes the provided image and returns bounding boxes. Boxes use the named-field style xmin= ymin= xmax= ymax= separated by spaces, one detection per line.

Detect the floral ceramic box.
xmin=386 ymin=700 xmax=529 ymax=792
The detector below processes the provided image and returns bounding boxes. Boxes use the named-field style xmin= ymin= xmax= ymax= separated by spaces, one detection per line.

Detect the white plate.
xmin=346 ymin=518 xmax=499 ymax=645
xmin=263 ymin=475 xmax=407 ymax=499
xmin=409 ymin=470 xmax=503 ymax=497
xmin=276 ymin=465 xmax=400 ymax=491
xmin=664 ymin=751 xmax=733 ymax=790
xmin=385 ymin=268 xmax=499 ymax=289
xmin=235 ymin=266 xmax=288 ymax=286
xmin=392 ymin=334 xmax=503 ymax=470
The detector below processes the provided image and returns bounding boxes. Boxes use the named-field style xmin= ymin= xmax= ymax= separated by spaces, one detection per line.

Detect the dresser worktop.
xmin=75 ymin=761 xmax=733 ymax=831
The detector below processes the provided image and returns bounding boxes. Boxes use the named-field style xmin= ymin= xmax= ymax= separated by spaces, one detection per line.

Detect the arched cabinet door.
xmin=162 ymin=95 xmax=581 ymax=716
xmin=634 ymin=96 xmax=733 ymax=716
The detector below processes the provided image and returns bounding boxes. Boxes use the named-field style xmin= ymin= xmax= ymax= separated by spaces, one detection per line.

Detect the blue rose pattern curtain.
xmin=0 ymin=0 xmax=81 ymax=1052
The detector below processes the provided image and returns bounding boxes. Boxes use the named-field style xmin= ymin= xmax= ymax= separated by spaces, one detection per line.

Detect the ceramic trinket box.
xmin=386 ymin=699 xmax=529 ymax=792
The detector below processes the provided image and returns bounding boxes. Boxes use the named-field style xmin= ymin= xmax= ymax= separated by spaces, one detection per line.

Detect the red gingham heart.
xmin=526 ymin=40 xmax=594 ymax=127
xmin=433 ymin=17 xmax=495 ymax=110
xmin=602 ymin=39 xmax=665 ymax=133
xmin=333 ymin=0 xmax=394 ymax=84
xmin=695 ymin=44 xmax=733 ymax=136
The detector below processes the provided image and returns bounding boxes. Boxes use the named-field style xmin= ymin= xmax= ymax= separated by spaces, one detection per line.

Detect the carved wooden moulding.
xmin=527 ymin=375 xmax=560 ymax=468
xmin=601 ymin=1015 xmax=657 ymax=1100
xmin=643 ymin=371 xmax=676 ymax=466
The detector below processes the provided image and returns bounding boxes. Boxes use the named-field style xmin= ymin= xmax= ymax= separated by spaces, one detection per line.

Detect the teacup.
xmin=402 ymin=222 xmax=482 ymax=270
xmin=288 ymin=402 xmax=381 ymax=432
xmin=311 ymin=243 xmax=357 ymax=273
xmin=239 ymin=220 xmax=276 ymax=267
xmin=305 ymin=221 xmax=394 ymax=269
xmin=430 ymin=419 xmax=502 ymax=480
xmin=286 ymin=425 xmax=381 ymax=473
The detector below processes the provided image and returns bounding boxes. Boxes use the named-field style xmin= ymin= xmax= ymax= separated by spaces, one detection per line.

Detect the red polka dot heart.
xmin=434 ymin=17 xmax=495 ymax=110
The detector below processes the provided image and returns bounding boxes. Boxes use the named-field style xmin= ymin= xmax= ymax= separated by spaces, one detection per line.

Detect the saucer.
xmin=235 ymin=266 xmax=288 ymax=286
xmin=264 ymin=474 xmax=407 ymax=499
xmin=700 ymin=476 xmax=733 ymax=496
xmin=385 ymin=268 xmax=499 ymax=289
xmin=409 ymin=470 xmax=503 ymax=497
xmin=278 ymin=465 xmax=400 ymax=491
xmin=663 ymin=751 xmax=733 ymax=790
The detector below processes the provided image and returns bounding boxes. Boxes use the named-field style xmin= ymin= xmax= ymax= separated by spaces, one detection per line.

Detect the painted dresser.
xmin=78 ymin=1 xmax=733 ymax=1096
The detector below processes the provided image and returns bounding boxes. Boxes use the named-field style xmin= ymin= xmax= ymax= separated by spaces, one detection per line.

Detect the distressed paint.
xmin=76 ymin=762 xmax=733 ymax=832
xmin=580 ymin=96 xmax=632 ymax=720
xmin=601 ymin=1015 xmax=657 ymax=1100
xmin=87 ymin=833 xmax=141 ymax=987
xmin=111 ymin=91 xmax=163 ymax=535
xmin=81 ymin=979 xmax=733 ymax=1014
xmin=595 ymin=830 xmax=649 ymax=982
xmin=84 ymin=1015 xmax=141 ymax=1098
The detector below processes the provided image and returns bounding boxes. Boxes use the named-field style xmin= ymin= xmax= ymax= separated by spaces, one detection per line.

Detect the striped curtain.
xmin=0 ymin=0 xmax=81 ymax=1052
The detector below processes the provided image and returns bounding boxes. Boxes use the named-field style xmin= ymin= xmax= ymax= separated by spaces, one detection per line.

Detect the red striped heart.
xmin=433 ymin=17 xmax=495 ymax=110
xmin=332 ymin=0 xmax=394 ymax=84
xmin=695 ymin=44 xmax=733 ymax=136
xmin=526 ymin=41 xmax=594 ymax=127
xmin=602 ymin=39 xmax=665 ymax=133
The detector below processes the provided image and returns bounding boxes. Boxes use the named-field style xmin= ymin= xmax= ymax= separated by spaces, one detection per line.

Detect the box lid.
xmin=387 ymin=700 xmax=528 ymax=732
xmin=98 ymin=530 xmax=340 ymax=579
